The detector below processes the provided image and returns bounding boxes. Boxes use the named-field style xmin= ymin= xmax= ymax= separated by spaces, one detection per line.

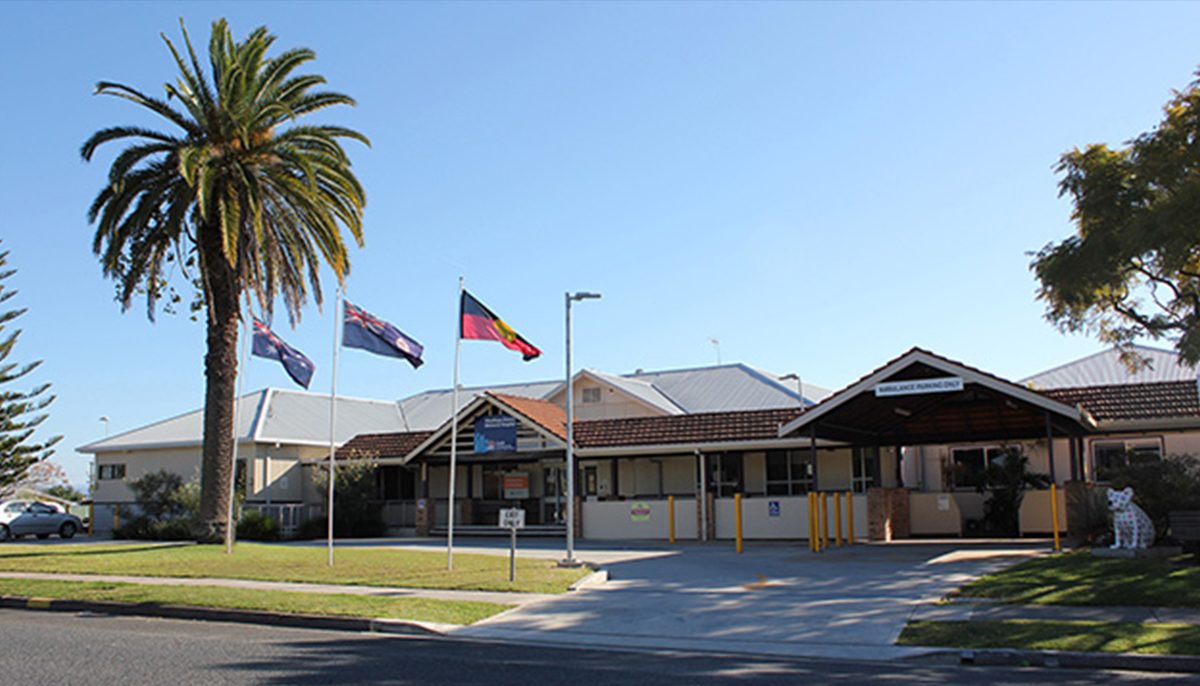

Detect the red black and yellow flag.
xmin=460 ymin=291 xmax=542 ymax=361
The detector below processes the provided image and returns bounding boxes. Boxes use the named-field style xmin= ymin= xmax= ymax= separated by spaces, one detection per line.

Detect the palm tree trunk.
xmin=197 ymin=225 xmax=242 ymax=543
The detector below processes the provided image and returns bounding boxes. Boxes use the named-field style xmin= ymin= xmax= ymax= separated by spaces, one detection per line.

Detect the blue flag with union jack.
xmin=251 ymin=318 xmax=316 ymax=389
xmin=343 ymin=300 xmax=424 ymax=369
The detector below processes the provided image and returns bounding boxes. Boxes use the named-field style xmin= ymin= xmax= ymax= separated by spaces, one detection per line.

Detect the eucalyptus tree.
xmin=1033 ymin=68 xmax=1200 ymax=366
xmin=82 ymin=19 xmax=369 ymax=540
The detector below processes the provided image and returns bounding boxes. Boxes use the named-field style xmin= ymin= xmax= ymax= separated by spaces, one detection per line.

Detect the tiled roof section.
xmin=336 ymin=431 xmax=432 ymax=459
xmin=1042 ymin=381 xmax=1200 ymax=422
xmin=488 ymin=392 xmax=567 ymax=441
xmin=574 ymin=407 xmax=804 ymax=448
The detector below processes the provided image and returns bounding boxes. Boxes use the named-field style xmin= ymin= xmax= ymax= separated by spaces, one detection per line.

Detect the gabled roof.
xmin=570 ymin=369 xmax=686 ymax=415
xmin=395 ymin=380 xmax=565 ymax=432
xmin=1043 ymin=381 xmax=1199 ymax=424
xmin=78 ymin=389 xmax=410 ymax=454
xmin=1023 ymin=345 xmax=1197 ymax=389
xmin=778 ymin=347 xmax=1091 ymax=442
xmin=488 ymin=392 xmax=567 ymax=441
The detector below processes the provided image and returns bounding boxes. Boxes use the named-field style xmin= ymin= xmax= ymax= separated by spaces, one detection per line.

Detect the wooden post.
xmin=1050 ymin=483 xmax=1062 ymax=552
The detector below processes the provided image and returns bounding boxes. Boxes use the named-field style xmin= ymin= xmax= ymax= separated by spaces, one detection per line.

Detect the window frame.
xmin=98 ymin=464 xmax=126 ymax=480
xmin=948 ymin=445 xmax=1017 ymax=491
xmin=852 ymin=446 xmax=880 ymax=494
xmin=764 ymin=449 xmax=813 ymax=496
xmin=1092 ymin=437 xmax=1164 ymax=478
xmin=581 ymin=387 xmax=602 ymax=404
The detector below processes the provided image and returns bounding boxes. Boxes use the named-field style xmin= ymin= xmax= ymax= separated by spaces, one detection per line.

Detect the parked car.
xmin=0 ymin=500 xmax=83 ymax=541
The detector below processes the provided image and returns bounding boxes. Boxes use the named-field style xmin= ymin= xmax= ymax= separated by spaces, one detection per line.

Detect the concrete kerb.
xmin=0 ymin=594 xmax=447 ymax=636
xmin=567 ymin=565 xmax=608 ymax=591
xmin=912 ymin=647 xmax=1200 ymax=675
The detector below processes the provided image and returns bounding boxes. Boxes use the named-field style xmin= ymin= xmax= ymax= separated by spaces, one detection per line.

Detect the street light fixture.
xmin=562 ymin=291 xmax=601 ymax=568
xmin=99 ymin=416 xmax=110 ymax=437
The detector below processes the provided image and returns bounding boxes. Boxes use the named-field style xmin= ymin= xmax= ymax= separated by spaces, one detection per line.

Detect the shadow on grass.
xmin=0 ymin=542 xmax=192 ymax=561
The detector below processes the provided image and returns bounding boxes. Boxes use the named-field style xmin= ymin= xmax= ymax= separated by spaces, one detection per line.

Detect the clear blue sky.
xmin=2 ymin=1 xmax=1198 ymax=487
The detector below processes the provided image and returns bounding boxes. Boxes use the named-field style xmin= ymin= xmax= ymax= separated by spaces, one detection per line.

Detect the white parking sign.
xmin=499 ymin=508 xmax=526 ymax=530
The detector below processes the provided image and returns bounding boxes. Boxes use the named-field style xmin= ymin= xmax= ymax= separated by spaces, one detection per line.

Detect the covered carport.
xmin=777 ymin=347 xmax=1096 ymax=539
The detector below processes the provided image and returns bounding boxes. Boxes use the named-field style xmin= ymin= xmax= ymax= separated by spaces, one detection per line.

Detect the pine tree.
xmin=0 ymin=244 xmax=61 ymax=491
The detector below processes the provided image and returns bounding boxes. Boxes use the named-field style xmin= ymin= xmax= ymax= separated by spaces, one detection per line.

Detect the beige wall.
xmin=712 ymin=494 xmax=867 ymax=540
xmin=909 ymin=492 xmax=963 ymax=536
xmin=92 ymin=446 xmax=209 ymax=504
xmin=582 ymin=498 xmax=698 ymax=540
xmin=1019 ymin=489 xmax=1067 ymax=535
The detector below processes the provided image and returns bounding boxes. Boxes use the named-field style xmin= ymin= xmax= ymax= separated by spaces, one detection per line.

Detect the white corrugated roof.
xmin=624 ymin=363 xmax=829 ymax=412
xmin=395 ymin=380 xmax=562 ymax=432
xmin=78 ymin=389 xmax=410 ymax=453
xmin=1022 ymin=346 xmax=1198 ymax=389
xmin=393 ymin=363 xmax=829 ymax=431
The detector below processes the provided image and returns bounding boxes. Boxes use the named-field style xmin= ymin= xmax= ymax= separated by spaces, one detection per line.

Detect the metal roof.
xmin=78 ymin=389 xmax=410 ymax=454
xmin=393 ymin=363 xmax=830 ymax=431
xmin=1022 ymin=345 xmax=1197 ymax=389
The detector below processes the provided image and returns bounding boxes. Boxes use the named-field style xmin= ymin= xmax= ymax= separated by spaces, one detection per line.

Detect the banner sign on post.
xmin=474 ymin=415 xmax=518 ymax=453
xmin=874 ymin=377 xmax=963 ymax=397
xmin=503 ymin=472 xmax=530 ymax=499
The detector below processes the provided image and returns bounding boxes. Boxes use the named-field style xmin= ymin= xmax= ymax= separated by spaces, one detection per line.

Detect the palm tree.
xmin=82 ymin=19 xmax=369 ymax=541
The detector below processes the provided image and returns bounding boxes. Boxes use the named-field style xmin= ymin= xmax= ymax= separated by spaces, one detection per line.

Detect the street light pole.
xmin=563 ymin=291 xmax=600 ymax=568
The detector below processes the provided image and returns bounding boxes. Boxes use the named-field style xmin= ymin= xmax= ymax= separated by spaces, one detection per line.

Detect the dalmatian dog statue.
xmin=1108 ymin=487 xmax=1155 ymax=550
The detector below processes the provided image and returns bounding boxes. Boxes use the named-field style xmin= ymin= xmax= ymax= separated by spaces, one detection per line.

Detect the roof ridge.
xmin=76 ymin=389 xmax=269 ymax=452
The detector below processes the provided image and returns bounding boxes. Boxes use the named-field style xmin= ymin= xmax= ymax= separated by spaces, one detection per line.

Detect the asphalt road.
xmin=0 ymin=609 xmax=1188 ymax=685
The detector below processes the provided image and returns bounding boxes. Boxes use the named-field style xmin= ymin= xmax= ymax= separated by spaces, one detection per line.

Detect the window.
xmin=4 ymin=502 xmax=26 ymax=514
xmin=853 ymin=447 xmax=880 ymax=493
xmin=1094 ymin=438 xmax=1163 ymax=478
xmin=29 ymin=503 xmax=56 ymax=514
xmin=98 ymin=464 xmax=125 ymax=480
xmin=765 ymin=450 xmax=812 ymax=495
xmin=708 ymin=453 xmax=743 ymax=497
xmin=949 ymin=446 xmax=1014 ymax=489
xmin=581 ymin=387 xmax=602 ymax=404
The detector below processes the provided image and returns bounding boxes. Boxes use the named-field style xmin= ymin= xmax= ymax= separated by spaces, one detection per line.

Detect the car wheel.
xmin=36 ymin=533 xmax=50 ymax=540
xmin=59 ymin=522 xmax=77 ymax=539
xmin=0 ymin=525 xmax=8 ymax=542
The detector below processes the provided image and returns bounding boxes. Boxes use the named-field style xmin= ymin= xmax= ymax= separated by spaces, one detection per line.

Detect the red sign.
xmin=503 ymin=473 xmax=530 ymax=499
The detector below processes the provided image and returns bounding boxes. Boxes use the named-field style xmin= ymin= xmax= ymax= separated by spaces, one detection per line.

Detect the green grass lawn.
xmin=0 ymin=577 xmax=507 ymax=624
xmin=899 ymin=620 xmax=1200 ymax=656
xmin=0 ymin=543 xmax=587 ymax=594
xmin=955 ymin=551 xmax=1200 ymax=607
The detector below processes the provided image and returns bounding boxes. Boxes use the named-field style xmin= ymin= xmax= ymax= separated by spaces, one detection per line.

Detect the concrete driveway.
xmin=448 ymin=539 xmax=1047 ymax=661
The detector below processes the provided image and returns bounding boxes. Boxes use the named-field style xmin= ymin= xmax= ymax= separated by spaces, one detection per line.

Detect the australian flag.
xmin=251 ymin=318 xmax=316 ymax=389
xmin=343 ymin=301 xmax=424 ymax=369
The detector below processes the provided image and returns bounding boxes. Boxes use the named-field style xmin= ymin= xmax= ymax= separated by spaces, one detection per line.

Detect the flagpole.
xmin=447 ymin=276 xmax=463 ymax=570
xmin=327 ymin=288 xmax=343 ymax=568
xmin=225 ymin=311 xmax=251 ymax=554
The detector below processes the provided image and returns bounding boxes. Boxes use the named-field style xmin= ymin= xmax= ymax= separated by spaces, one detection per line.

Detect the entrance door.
xmin=542 ymin=465 xmax=565 ymax=524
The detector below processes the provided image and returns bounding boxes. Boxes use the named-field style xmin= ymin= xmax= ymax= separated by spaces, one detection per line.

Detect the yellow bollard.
xmin=807 ymin=492 xmax=817 ymax=552
xmin=1050 ymin=483 xmax=1062 ymax=552
xmin=846 ymin=491 xmax=855 ymax=545
xmin=113 ymin=505 xmax=120 ymax=532
xmin=735 ymin=493 xmax=744 ymax=554
xmin=668 ymin=495 xmax=676 ymax=544
xmin=835 ymin=492 xmax=843 ymax=546
xmin=820 ymin=492 xmax=829 ymax=551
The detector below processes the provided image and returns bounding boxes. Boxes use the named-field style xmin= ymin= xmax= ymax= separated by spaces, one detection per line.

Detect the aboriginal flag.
xmin=251 ymin=318 xmax=316 ymax=389
xmin=460 ymin=291 xmax=542 ymax=361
